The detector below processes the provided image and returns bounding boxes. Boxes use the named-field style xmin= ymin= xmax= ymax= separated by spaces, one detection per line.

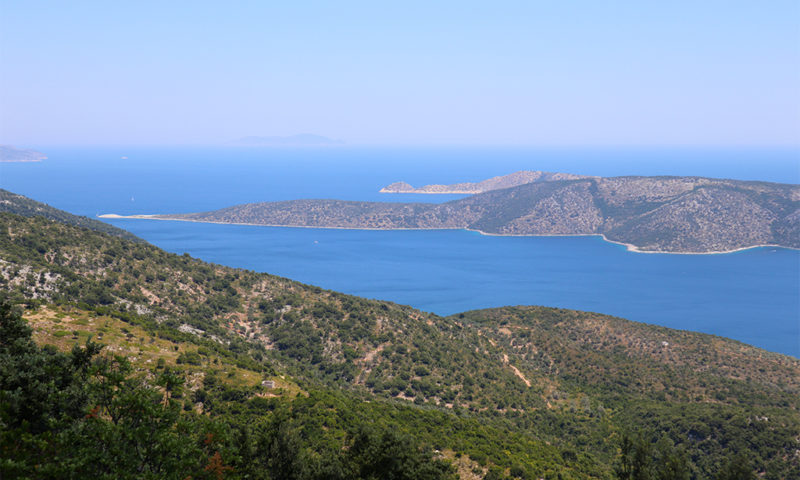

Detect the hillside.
xmin=108 ymin=175 xmax=800 ymax=253
xmin=380 ymin=171 xmax=590 ymax=194
xmin=0 ymin=189 xmax=142 ymax=242
xmin=2 ymin=192 xmax=800 ymax=478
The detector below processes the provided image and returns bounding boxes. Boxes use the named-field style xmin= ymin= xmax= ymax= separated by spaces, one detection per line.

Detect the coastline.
xmin=379 ymin=189 xmax=482 ymax=194
xmin=97 ymin=214 xmax=465 ymax=232
xmin=98 ymin=213 xmax=796 ymax=255
xmin=465 ymin=229 xmax=792 ymax=255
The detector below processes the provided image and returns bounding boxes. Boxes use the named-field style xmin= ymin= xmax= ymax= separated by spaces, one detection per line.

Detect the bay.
xmin=1 ymin=146 xmax=798 ymax=356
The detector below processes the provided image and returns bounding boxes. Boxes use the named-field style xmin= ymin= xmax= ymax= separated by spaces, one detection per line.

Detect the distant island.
xmin=0 ymin=145 xmax=47 ymax=162
xmin=380 ymin=170 xmax=590 ymax=194
xmin=228 ymin=134 xmax=344 ymax=146
xmin=101 ymin=173 xmax=800 ymax=254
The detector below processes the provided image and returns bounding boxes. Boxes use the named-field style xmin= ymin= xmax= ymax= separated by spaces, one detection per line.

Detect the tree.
xmin=345 ymin=425 xmax=456 ymax=480
xmin=615 ymin=432 xmax=690 ymax=480
xmin=716 ymin=454 xmax=755 ymax=480
xmin=0 ymin=301 xmax=99 ymax=477
xmin=0 ymin=300 xmax=206 ymax=479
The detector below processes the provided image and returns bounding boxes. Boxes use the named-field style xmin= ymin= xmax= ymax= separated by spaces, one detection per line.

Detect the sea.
xmin=1 ymin=146 xmax=799 ymax=357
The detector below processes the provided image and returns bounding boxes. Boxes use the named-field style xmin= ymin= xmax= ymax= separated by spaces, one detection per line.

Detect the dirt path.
xmin=502 ymin=353 xmax=531 ymax=387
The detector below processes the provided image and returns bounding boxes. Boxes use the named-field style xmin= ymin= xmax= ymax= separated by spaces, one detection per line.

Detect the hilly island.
xmin=104 ymin=173 xmax=800 ymax=254
xmin=2 ymin=190 xmax=799 ymax=479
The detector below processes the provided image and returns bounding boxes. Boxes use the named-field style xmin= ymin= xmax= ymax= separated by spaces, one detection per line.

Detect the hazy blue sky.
xmin=1 ymin=1 xmax=798 ymax=146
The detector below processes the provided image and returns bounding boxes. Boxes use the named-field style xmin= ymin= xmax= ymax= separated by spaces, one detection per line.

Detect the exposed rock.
xmin=379 ymin=181 xmax=415 ymax=193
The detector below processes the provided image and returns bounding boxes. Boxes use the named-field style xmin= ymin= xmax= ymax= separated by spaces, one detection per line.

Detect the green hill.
xmin=0 ymin=188 xmax=142 ymax=242
xmin=1 ymin=192 xmax=799 ymax=479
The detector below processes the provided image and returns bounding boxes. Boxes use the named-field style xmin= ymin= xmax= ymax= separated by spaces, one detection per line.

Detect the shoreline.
xmin=379 ymin=189 xmax=480 ymax=194
xmin=98 ymin=213 xmax=796 ymax=255
xmin=465 ymin=229 xmax=792 ymax=255
xmin=97 ymin=214 xmax=465 ymax=232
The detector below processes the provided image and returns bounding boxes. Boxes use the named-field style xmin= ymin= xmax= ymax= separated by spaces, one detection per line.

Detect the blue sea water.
xmin=1 ymin=146 xmax=799 ymax=356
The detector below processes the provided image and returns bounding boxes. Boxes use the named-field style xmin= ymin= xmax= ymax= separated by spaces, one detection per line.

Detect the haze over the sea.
xmin=1 ymin=1 xmax=798 ymax=148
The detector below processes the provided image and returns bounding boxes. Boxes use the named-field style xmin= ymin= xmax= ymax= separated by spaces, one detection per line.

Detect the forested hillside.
xmin=0 ymin=189 xmax=141 ymax=242
xmin=1 ymin=194 xmax=799 ymax=479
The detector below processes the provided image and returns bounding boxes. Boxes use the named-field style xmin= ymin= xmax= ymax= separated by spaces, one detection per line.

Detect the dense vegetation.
xmin=1 ymin=195 xmax=799 ymax=478
xmin=0 ymin=301 xmax=455 ymax=479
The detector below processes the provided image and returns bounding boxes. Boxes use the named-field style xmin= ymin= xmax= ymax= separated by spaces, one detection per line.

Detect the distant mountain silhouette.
xmin=0 ymin=145 xmax=47 ymax=162
xmin=228 ymin=134 xmax=344 ymax=146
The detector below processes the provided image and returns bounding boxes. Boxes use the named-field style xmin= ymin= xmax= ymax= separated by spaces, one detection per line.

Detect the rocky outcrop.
xmin=379 ymin=182 xmax=415 ymax=193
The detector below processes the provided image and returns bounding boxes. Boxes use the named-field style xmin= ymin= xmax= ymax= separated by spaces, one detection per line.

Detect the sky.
xmin=0 ymin=1 xmax=799 ymax=147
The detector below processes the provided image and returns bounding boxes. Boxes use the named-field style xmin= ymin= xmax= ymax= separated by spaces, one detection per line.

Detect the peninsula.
xmin=101 ymin=174 xmax=800 ymax=254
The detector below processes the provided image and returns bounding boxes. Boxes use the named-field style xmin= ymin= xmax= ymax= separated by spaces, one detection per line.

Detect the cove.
xmin=106 ymin=218 xmax=800 ymax=357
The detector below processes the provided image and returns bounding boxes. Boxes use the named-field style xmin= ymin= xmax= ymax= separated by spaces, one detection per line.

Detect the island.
xmin=380 ymin=170 xmax=590 ymax=193
xmin=0 ymin=145 xmax=47 ymax=162
xmin=101 ymin=174 xmax=800 ymax=254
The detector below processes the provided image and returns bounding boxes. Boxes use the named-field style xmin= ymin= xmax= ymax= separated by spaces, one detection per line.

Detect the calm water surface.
xmin=2 ymin=147 xmax=798 ymax=356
